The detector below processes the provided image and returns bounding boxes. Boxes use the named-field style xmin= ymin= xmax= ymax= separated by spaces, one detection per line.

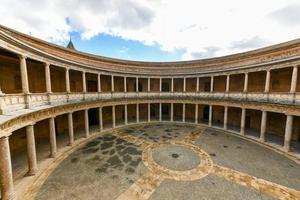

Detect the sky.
xmin=0 ymin=0 xmax=300 ymax=62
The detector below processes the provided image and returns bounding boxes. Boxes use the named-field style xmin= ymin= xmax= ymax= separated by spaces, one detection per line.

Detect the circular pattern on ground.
xmin=142 ymin=140 xmax=213 ymax=181
xmin=152 ymin=144 xmax=200 ymax=171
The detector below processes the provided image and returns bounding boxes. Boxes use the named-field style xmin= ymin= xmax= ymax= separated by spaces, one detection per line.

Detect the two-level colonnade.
xmin=0 ymin=25 xmax=300 ymax=199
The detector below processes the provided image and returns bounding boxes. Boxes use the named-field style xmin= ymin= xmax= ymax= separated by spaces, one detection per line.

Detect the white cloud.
xmin=0 ymin=0 xmax=300 ymax=60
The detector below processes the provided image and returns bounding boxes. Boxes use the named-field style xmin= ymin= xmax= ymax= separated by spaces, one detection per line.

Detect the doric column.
xmin=159 ymin=103 xmax=162 ymax=121
xmin=195 ymin=104 xmax=198 ymax=123
xmin=0 ymin=136 xmax=15 ymax=200
xmin=224 ymin=106 xmax=228 ymax=130
xmin=112 ymin=106 xmax=116 ymax=128
xmin=284 ymin=115 xmax=293 ymax=152
xmin=111 ymin=75 xmax=114 ymax=92
xmin=136 ymin=104 xmax=139 ymax=123
xmin=82 ymin=72 xmax=87 ymax=93
xmin=26 ymin=124 xmax=38 ymax=175
xmin=209 ymin=105 xmax=213 ymax=127
xmin=19 ymin=55 xmax=29 ymax=93
xmin=171 ymin=78 xmax=174 ymax=92
xmin=45 ymin=63 xmax=52 ymax=93
xmin=226 ymin=75 xmax=230 ymax=93
xmin=183 ymin=77 xmax=186 ymax=92
xmin=244 ymin=73 xmax=248 ymax=93
xmin=210 ymin=76 xmax=214 ymax=92
xmin=260 ymin=111 xmax=267 ymax=142
xmin=49 ymin=117 xmax=57 ymax=158
xmin=124 ymin=77 xmax=127 ymax=93
xmin=290 ymin=66 xmax=298 ymax=93
xmin=159 ymin=78 xmax=162 ymax=92
xmin=171 ymin=103 xmax=174 ymax=122
xmin=196 ymin=77 xmax=199 ymax=92
xmin=182 ymin=104 xmax=186 ymax=122
xmin=148 ymin=103 xmax=151 ymax=122
xmin=136 ymin=77 xmax=139 ymax=92
xmin=68 ymin=113 xmax=74 ymax=146
xmin=84 ymin=109 xmax=89 ymax=137
xmin=65 ymin=68 xmax=70 ymax=93
xmin=240 ymin=108 xmax=246 ymax=135
xmin=125 ymin=105 xmax=128 ymax=125
xmin=98 ymin=74 xmax=101 ymax=93
xmin=148 ymin=78 xmax=150 ymax=92
xmin=264 ymin=70 xmax=271 ymax=93
xmin=99 ymin=107 xmax=103 ymax=131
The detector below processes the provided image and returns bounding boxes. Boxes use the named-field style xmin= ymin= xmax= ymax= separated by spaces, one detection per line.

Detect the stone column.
xmin=226 ymin=75 xmax=230 ymax=93
xmin=112 ymin=106 xmax=115 ymax=128
xmin=260 ymin=111 xmax=267 ymax=142
xmin=49 ymin=117 xmax=57 ymax=158
xmin=159 ymin=103 xmax=162 ymax=121
xmin=26 ymin=124 xmax=38 ymax=175
xmin=45 ymin=63 xmax=52 ymax=93
xmin=124 ymin=77 xmax=127 ymax=93
xmin=224 ymin=106 xmax=228 ymax=130
xmin=196 ymin=77 xmax=199 ymax=92
xmin=240 ymin=108 xmax=246 ymax=135
xmin=125 ymin=105 xmax=128 ymax=125
xmin=99 ymin=107 xmax=103 ymax=131
xmin=183 ymin=77 xmax=186 ymax=92
xmin=19 ymin=55 xmax=29 ymax=93
xmin=264 ymin=70 xmax=271 ymax=93
xmin=182 ymin=104 xmax=186 ymax=122
xmin=290 ymin=66 xmax=298 ymax=93
xmin=0 ymin=136 xmax=15 ymax=200
xmin=111 ymin=75 xmax=114 ymax=92
xmin=148 ymin=103 xmax=151 ymax=122
xmin=284 ymin=115 xmax=293 ymax=152
xmin=171 ymin=78 xmax=174 ymax=92
xmin=171 ymin=103 xmax=174 ymax=122
xmin=195 ymin=104 xmax=198 ymax=124
xmin=136 ymin=77 xmax=139 ymax=92
xmin=210 ymin=76 xmax=214 ymax=92
xmin=84 ymin=109 xmax=90 ymax=137
xmin=243 ymin=73 xmax=248 ymax=93
xmin=148 ymin=78 xmax=150 ymax=92
xmin=136 ymin=104 xmax=139 ymax=123
xmin=98 ymin=74 xmax=101 ymax=93
xmin=68 ymin=113 xmax=74 ymax=146
xmin=82 ymin=72 xmax=87 ymax=93
xmin=209 ymin=105 xmax=213 ymax=127
xmin=159 ymin=78 xmax=162 ymax=92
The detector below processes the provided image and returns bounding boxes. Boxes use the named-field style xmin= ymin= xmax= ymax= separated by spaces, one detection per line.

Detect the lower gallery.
xmin=0 ymin=25 xmax=300 ymax=200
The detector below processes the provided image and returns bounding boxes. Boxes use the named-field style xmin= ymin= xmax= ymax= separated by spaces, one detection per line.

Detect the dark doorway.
xmin=88 ymin=109 xmax=98 ymax=126
xmin=203 ymin=106 xmax=209 ymax=122
xmin=162 ymin=82 xmax=170 ymax=92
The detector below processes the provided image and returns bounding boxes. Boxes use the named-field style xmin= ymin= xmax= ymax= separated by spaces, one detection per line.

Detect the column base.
xmin=26 ymin=168 xmax=38 ymax=176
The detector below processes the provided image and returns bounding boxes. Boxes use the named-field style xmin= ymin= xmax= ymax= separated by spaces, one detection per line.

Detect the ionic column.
xmin=182 ymin=104 xmax=186 ymax=122
xmin=264 ymin=70 xmax=271 ymax=93
xmin=125 ymin=105 xmax=128 ymax=125
xmin=99 ymin=107 xmax=103 ymax=131
xmin=159 ymin=103 xmax=162 ymax=121
xmin=65 ymin=68 xmax=70 ymax=93
xmin=68 ymin=113 xmax=74 ymax=146
xmin=19 ymin=55 xmax=29 ymax=93
xmin=45 ymin=63 xmax=52 ymax=93
xmin=195 ymin=104 xmax=198 ymax=123
xmin=82 ymin=72 xmax=87 ymax=93
xmin=284 ymin=115 xmax=293 ymax=152
xmin=148 ymin=78 xmax=150 ymax=92
xmin=210 ymin=76 xmax=214 ymax=92
xmin=136 ymin=77 xmax=139 ymax=92
xmin=26 ymin=124 xmax=38 ymax=175
xmin=159 ymin=78 xmax=162 ymax=92
xmin=224 ymin=106 xmax=228 ymax=130
xmin=111 ymin=75 xmax=114 ymax=92
xmin=240 ymin=108 xmax=246 ymax=135
xmin=290 ymin=66 xmax=298 ymax=93
xmin=171 ymin=103 xmax=174 ymax=122
xmin=260 ymin=111 xmax=267 ymax=142
xmin=0 ymin=136 xmax=15 ymax=200
xmin=124 ymin=77 xmax=127 ymax=92
xmin=196 ymin=77 xmax=199 ymax=92
xmin=226 ymin=75 xmax=230 ymax=93
xmin=112 ymin=106 xmax=115 ymax=128
xmin=183 ymin=77 xmax=186 ymax=92
xmin=136 ymin=104 xmax=139 ymax=123
xmin=84 ymin=109 xmax=89 ymax=137
xmin=171 ymin=78 xmax=174 ymax=92
xmin=148 ymin=103 xmax=151 ymax=122
xmin=49 ymin=117 xmax=57 ymax=158
xmin=209 ymin=105 xmax=213 ymax=127
xmin=243 ymin=73 xmax=248 ymax=93
xmin=98 ymin=74 xmax=101 ymax=93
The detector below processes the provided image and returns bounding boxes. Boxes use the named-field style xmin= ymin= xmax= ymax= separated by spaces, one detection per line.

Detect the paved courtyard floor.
xmin=35 ymin=123 xmax=300 ymax=200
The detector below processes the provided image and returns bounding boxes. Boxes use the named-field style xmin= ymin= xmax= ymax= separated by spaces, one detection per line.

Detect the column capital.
xmin=44 ymin=62 xmax=50 ymax=67
xmin=18 ymin=54 xmax=27 ymax=59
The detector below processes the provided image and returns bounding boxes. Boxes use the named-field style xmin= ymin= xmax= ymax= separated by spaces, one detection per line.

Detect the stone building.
xmin=0 ymin=24 xmax=299 ymax=200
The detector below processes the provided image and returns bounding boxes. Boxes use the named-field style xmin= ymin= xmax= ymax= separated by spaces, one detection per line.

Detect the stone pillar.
xmin=290 ymin=66 xmax=298 ymax=93
xmin=148 ymin=103 xmax=151 ymax=122
xmin=111 ymin=75 xmax=114 ymax=92
xmin=136 ymin=104 xmax=139 ymax=123
xmin=195 ymin=104 xmax=198 ymax=123
xmin=182 ymin=104 xmax=186 ymax=122
xmin=124 ymin=77 xmax=127 ymax=93
xmin=68 ymin=113 xmax=74 ymax=146
xmin=112 ymin=106 xmax=116 ymax=128
xmin=183 ymin=77 xmax=186 ymax=92
xmin=284 ymin=115 xmax=293 ymax=152
xmin=99 ymin=107 xmax=103 ymax=131
xmin=159 ymin=103 xmax=162 ymax=121
xmin=196 ymin=77 xmax=199 ymax=92
xmin=260 ymin=111 xmax=267 ymax=142
xmin=26 ymin=124 xmax=38 ymax=175
xmin=264 ymin=70 xmax=271 ymax=93
xmin=171 ymin=103 xmax=174 ymax=122
xmin=171 ymin=78 xmax=174 ymax=92
xmin=148 ymin=78 xmax=150 ymax=92
xmin=209 ymin=105 xmax=213 ymax=127
xmin=243 ymin=73 xmax=248 ymax=93
xmin=125 ymin=105 xmax=128 ymax=125
xmin=136 ymin=77 xmax=139 ymax=92
xmin=84 ymin=109 xmax=89 ymax=137
xmin=98 ymin=74 xmax=101 ymax=93
xmin=240 ymin=108 xmax=246 ymax=135
xmin=226 ymin=75 xmax=230 ymax=93
xmin=159 ymin=78 xmax=162 ymax=92
xmin=65 ymin=68 xmax=70 ymax=93
xmin=82 ymin=72 xmax=87 ymax=93
xmin=0 ymin=136 xmax=15 ymax=200
xmin=224 ymin=106 xmax=228 ymax=130
xmin=210 ymin=76 xmax=214 ymax=92
xmin=49 ymin=117 xmax=57 ymax=158
xmin=19 ymin=55 xmax=29 ymax=93
xmin=45 ymin=63 xmax=52 ymax=93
